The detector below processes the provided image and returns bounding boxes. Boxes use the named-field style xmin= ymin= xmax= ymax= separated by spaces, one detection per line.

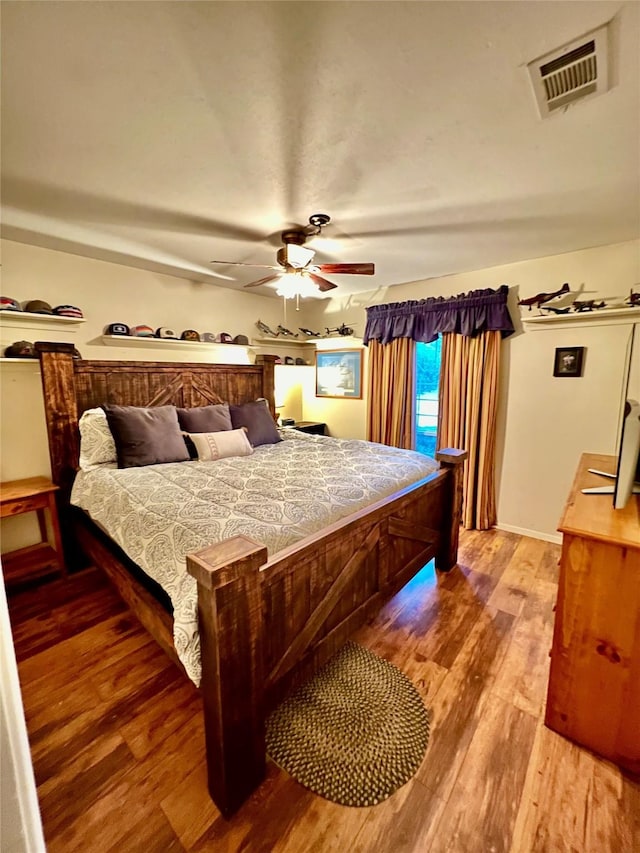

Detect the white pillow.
xmin=188 ymin=428 xmax=253 ymax=462
xmin=78 ymin=407 xmax=117 ymax=470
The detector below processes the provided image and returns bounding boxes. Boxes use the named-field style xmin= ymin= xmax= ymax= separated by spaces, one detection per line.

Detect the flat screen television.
xmin=582 ymin=399 xmax=640 ymax=508
xmin=614 ymin=399 xmax=640 ymax=509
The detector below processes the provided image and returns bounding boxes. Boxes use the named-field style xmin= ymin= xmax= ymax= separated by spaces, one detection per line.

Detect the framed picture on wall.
xmin=553 ymin=346 xmax=584 ymax=377
xmin=315 ymin=349 xmax=363 ymax=398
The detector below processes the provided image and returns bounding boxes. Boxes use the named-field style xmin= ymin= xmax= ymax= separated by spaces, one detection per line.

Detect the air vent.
xmin=528 ymin=24 xmax=609 ymax=118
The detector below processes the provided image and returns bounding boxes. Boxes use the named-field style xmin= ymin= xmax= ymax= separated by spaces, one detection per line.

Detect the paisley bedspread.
xmin=71 ymin=429 xmax=438 ymax=684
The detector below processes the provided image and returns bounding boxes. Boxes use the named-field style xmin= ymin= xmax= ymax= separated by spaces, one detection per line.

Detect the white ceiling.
xmin=2 ymin=1 xmax=639 ymax=298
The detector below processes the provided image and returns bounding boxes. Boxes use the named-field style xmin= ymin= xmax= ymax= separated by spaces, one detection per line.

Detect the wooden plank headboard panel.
xmin=35 ymin=342 xmax=277 ymax=496
xmin=72 ymin=360 xmax=270 ymax=413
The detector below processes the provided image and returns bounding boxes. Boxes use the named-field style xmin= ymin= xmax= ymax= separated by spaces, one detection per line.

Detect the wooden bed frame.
xmin=36 ymin=342 xmax=466 ymax=817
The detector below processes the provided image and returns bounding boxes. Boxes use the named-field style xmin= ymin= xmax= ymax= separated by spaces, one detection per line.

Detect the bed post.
xmin=255 ymin=354 xmax=278 ymax=420
xmin=35 ymin=342 xmax=82 ymax=565
xmin=186 ymin=535 xmax=269 ymax=818
xmin=434 ymin=448 xmax=467 ymax=572
xmin=35 ymin=342 xmax=79 ymax=493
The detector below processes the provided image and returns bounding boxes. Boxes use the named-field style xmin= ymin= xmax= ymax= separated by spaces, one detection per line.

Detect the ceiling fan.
xmin=210 ymin=214 xmax=374 ymax=292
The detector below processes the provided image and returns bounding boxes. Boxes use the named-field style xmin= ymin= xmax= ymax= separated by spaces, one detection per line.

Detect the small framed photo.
xmin=315 ymin=349 xmax=363 ymax=398
xmin=553 ymin=346 xmax=584 ymax=377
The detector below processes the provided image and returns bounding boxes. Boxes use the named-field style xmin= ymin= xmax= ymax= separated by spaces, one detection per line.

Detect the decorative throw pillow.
xmin=177 ymin=404 xmax=232 ymax=433
xmin=188 ymin=428 xmax=254 ymax=462
xmin=229 ymin=400 xmax=282 ymax=447
xmin=103 ymin=404 xmax=190 ymax=468
xmin=78 ymin=408 xmax=117 ymax=470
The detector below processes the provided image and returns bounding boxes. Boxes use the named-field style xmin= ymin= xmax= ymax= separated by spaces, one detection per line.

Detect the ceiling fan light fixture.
xmin=282 ymin=243 xmax=315 ymax=269
xmin=275 ymin=274 xmax=320 ymax=300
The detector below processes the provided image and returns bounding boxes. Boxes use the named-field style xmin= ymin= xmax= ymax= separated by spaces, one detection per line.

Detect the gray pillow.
xmin=229 ymin=400 xmax=282 ymax=447
xmin=177 ymin=404 xmax=232 ymax=433
xmin=103 ymin=404 xmax=190 ymax=468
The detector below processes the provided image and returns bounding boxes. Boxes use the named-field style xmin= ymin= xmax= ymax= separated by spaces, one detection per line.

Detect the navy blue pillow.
xmin=177 ymin=404 xmax=232 ymax=433
xmin=103 ymin=405 xmax=189 ymax=468
xmin=229 ymin=400 xmax=281 ymax=447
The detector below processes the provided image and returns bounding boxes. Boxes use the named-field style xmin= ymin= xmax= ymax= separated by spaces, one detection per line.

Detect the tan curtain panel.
xmin=367 ymin=337 xmax=415 ymax=449
xmin=438 ymin=330 xmax=501 ymax=530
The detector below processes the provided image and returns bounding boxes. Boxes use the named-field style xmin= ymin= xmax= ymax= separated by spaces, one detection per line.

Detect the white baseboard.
xmin=495 ymin=523 xmax=562 ymax=545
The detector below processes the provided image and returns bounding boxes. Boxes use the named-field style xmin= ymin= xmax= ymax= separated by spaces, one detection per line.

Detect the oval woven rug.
xmin=265 ymin=641 xmax=430 ymax=807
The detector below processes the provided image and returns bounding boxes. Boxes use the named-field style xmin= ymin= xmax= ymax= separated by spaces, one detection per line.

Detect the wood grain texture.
xmin=187 ymin=538 xmax=268 ymax=817
xmin=511 ymin=722 xmax=639 ymax=853
xmin=560 ymin=453 xmax=640 ymax=548
xmin=429 ymin=696 xmax=537 ymax=853
xmin=546 ymin=454 xmax=640 ymax=774
xmin=75 ymin=520 xmax=180 ymax=669
xmin=434 ymin=448 xmax=467 ymax=571
xmin=9 ymin=528 xmax=639 ymax=852
xmin=0 ymin=476 xmax=60 ymax=505
xmin=1 ymin=477 xmax=66 ymax=583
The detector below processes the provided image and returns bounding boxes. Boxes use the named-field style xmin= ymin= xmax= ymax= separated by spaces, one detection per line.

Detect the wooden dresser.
xmin=545 ymin=453 xmax=640 ymax=773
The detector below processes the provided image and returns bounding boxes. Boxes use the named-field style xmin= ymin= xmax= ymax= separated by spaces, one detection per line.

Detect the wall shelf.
xmin=252 ymin=336 xmax=316 ymax=347
xmin=522 ymin=307 xmax=640 ymax=329
xmin=313 ymin=337 xmax=364 ymax=348
xmin=100 ymin=334 xmax=255 ymax=352
xmin=0 ymin=311 xmax=85 ymax=326
xmin=0 ymin=358 xmax=40 ymax=363
xmin=253 ymin=336 xmax=363 ymax=347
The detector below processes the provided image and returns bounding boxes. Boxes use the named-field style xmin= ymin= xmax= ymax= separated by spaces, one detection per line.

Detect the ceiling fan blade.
xmin=211 ymin=260 xmax=281 ymax=269
xmin=244 ymin=274 xmax=283 ymax=288
xmin=315 ymin=263 xmax=375 ymax=275
xmin=308 ymin=273 xmax=338 ymax=292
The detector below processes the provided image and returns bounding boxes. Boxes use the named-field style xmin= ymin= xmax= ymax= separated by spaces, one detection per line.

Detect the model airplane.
xmin=299 ymin=327 xmax=322 ymax=337
xmin=277 ymin=325 xmax=298 ymax=338
xmin=540 ymin=305 xmax=572 ymax=315
xmin=518 ymin=282 xmax=570 ymax=311
xmin=573 ymin=300 xmax=606 ymax=312
xmin=325 ymin=323 xmax=355 ymax=336
xmin=256 ymin=319 xmax=278 ymax=337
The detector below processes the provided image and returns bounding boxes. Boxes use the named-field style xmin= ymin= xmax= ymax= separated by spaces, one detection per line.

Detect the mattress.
xmin=71 ymin=429 xmax=438 ymax=684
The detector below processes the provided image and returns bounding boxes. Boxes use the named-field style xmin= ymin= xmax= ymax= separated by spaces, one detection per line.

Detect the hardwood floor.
xmin=8 ymin=529 xmax=639 ymax=852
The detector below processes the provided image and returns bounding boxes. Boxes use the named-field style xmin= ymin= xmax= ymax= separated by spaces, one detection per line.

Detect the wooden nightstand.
xmin=293 ymin=421 xmax=327 ymax=436
xmin=1 ymin=476 xmax=66 ymax=586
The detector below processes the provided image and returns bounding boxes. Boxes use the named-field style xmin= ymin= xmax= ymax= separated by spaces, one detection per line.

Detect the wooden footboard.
xmin=186 ymin=449 xmax=465 ymax=817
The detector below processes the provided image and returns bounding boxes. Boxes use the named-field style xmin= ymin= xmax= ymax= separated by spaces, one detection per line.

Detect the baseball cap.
xmin=284 ymin=356 xmax=295 ymax=365
xmin=105 ymin=323 xmax=130 ymax=336
xmin=4 ymin=340 xmax=37 ymax=358
xmin=201 ymin=332 xmax=217 ymax=343
xmin=295 ymin=357 xmax=306 ymax=365
xmin=24 ymin=300 xmax=53 ymax=315
xmin=181 ymin=329 xmax=201 ymax=341
xmin=0 ymin=297 xmax=22 ymax=312
xmin=155 ymin=327 xmax=178 ymax=339
xmin=217 ymin=332 xmax=233 ymax=343
xmin=53 ymin=305 xmax=83 ymax=318
xmin=131 ymin=325 xmax=155 ymax=337
xmin=233 ymin=334 xmax=249 ymax=346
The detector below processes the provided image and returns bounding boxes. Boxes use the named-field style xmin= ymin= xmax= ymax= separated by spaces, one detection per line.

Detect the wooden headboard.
xmin=35 ymin=342 xmax=277 ymax=497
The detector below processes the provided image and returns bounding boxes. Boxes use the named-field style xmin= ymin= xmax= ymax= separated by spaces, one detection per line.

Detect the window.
xmin=415 ymin=338 xmax=442 ymax=458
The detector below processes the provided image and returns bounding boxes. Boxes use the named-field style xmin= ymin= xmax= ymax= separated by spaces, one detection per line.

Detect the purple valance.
xmin=363 ymin=285 xmax=515 ymax=345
